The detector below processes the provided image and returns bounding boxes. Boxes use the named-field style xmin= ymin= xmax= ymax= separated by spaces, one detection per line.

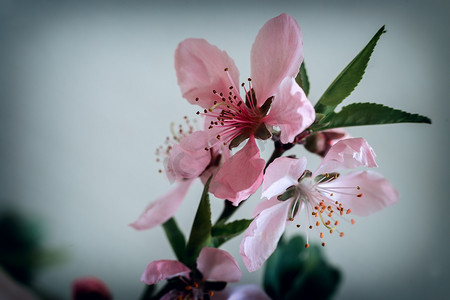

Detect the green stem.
xmin=214 ymin=200 xmax=240 ymax=226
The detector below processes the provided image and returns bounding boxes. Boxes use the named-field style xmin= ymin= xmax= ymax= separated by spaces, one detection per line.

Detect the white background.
xmin=0 ymin=0 xmax=448 ymax=299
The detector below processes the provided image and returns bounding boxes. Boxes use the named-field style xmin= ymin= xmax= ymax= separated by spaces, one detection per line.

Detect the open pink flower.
xmin=175 ymin=13 xmax=315 ymax=204
xmin=141 ymin=247 xmax=241 ymax=300
xmin=130 ymin=129 xmax=228 ymax=230
xmin=240 ymin=138 xmax=399 ymax=272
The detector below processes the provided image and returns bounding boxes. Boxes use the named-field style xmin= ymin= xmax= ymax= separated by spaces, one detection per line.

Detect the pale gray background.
xmin=1 ymin=0 xmax=448 ymax=299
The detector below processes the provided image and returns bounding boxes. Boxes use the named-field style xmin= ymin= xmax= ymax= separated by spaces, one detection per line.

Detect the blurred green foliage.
xmin=263 ymin=235 xmax=341 ymax=300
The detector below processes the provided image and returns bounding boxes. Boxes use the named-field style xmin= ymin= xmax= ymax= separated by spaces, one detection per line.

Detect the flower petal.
xmin=314 ymin=138 xmax=377 ymax=176
xmin=251 ymin=13 xmax=303 ymax=102
xmin=240 ymin=199 xmax=291 ymax=272
xmin=166 ymin=131 xmax=211 ymax=181
xmin=262 ymin=156 xmax=307 ymax=200
xmin=264 ymin=77 xmax=315 ymax=143
xmin=214 ymin=284 xmax=271 ymax=300
xmin=320 ymin=170 xmax=398 ymax=216
xmin=210 ymin=137 xmax=265 ymax=205
xmin=196 ymin=247 xmax=241 ymax=282
xmin=140 ymin=260 xmax=190 ymax=285
xmin=129 ymin=180 xmax=193 ymax=230
xmin=252 ymin=196 xmax=283 ymax=218
xmin=175 ymin=38 xmax=240 ymax=109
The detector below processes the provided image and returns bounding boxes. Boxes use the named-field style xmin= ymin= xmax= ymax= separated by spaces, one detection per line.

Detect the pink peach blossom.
xmin=141 ymin=247 xmax=241 ymax=300
xmin=131 ymin=130 xmax=227 ymax=230
xmin=175 ymin=13 xmax=315 ymax=204
xmin=240 ymin=138 xmax=398 ymax=271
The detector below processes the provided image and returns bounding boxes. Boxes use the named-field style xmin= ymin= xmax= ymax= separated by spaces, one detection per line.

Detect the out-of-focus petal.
xmin=210 ymin=138 xmax=265 ymax=205
xmin=196 ymin=247 xmax=241 ymax=283
xmin=262 ymin=156 xmax=307 ymax=200
xmin=251 ymin=13 xmax=303 ymax=102
xmin=166 ymin=131 xmax=211 ymax=181
xmin=320 ymin=170 xmax=398 ymax=217
xmin=214 ymin=284 xmax=271 ymax=300
xmin=130 ymin=180 xmax=193 ymax=230
xmin=314 ymin=138 xmax=377 ymax=176
xmin=175 ymin=38 xmax=240 ymax=109
xmin=140 ymin=260 xmax=190 ymax=285
xmin=240 ymin=200 xmax=291 ymax=272
xmin=265 ymin=77 xmax=315 ymax=144
xmin=0 ymin=267 xmax=39 ymax=300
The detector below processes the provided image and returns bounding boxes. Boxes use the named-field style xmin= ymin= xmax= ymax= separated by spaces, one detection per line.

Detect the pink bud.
xmin=72 ymin=277 xmax=112 ymax=300
xmin=304 ymin=129 xmax=349 ymax=157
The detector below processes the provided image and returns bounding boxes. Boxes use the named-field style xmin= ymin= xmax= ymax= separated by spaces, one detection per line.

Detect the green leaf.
xmin=315 ymin=26 xmax=386 ymax=115
xmin=263 ymin=235 xmax=341 ymax=300
xmin=315 ymin=102 xmax=431 ymax=131
xmin=162 ymin=218 xmax=186 ymax=262
xmin=210 ymin=219 xmax=252 ymax=248
xmin=184 ymin=177 xmax=212 ymax=268
xmin=295 ymin=62 xmax=310 ymax=96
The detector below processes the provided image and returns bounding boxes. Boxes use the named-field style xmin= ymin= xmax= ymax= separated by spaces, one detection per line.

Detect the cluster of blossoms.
xmin=130 ymin=13 xmax=403 ymax=299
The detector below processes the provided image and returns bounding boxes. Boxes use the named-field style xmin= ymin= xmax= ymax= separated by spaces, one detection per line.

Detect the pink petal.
xmin=166 ymin=131 xmax=211 ymax=181
xmin=140 ymin=260 xmax=190 ymax=285
xmin=210 ymin=137 xmax=265 ymax=205
xmin=196 ymin=247 xmax=241 ymax=282
xmin=252 ymin=196 xmax=284 ymax=218
xmin=262 ymin=156 xmax=307 ymax=200
xmin=319 ymin=170 xmax=399 ymax=217
xmin=251 ymin=13 xmax=303 ymax=103
xmin=129 ymin=180 xmax=193 ymax=230
xmin=175 ymin=38 xmax=240 ymax=109
xmin=264 ymin=78 xmax=315 ymax=144
xmin=214 ymin=284 xmax=271 ymax=300
xmin=314 ymin=138 xmax=378 ymax=176
xmin=240 ymin=199 xmax=291 ymax=272
xmin=199 ymin=129 xmax=231 ymax=184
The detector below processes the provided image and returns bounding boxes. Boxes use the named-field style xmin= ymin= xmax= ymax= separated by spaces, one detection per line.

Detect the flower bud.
xmin=72 ymin=277 xmax=112 ymax=300
xmin=304 ymin=129 xmax=349 ymax=157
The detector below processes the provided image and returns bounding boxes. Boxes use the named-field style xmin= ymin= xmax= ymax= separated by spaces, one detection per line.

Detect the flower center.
xmin=280 ymin=171 xmax=361 ymax=248
xmin=197 ymin=68 xmax=273 ymax=149
xmin=173 ymin=275 xmax=220 ymax=300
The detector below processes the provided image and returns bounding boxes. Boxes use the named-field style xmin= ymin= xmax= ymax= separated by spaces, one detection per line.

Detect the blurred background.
xmin=0 ymin=0 xmax=448 ymax=299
